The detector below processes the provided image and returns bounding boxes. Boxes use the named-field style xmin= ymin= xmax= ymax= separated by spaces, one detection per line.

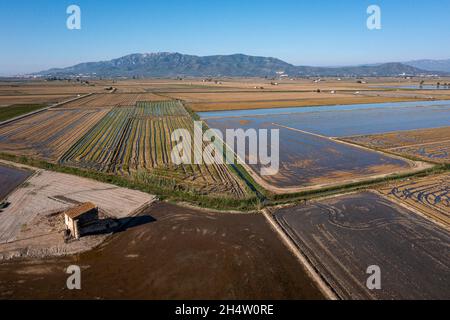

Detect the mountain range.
xmin=404 ymin=59 xmax=450 ymax=73
xmin=36 ymin=52 xmax=450 ymax=78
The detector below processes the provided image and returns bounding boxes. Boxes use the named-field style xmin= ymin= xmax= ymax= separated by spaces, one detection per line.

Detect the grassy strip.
xmin=184 ymin=102 xmax=201 ymax=121
xmin=0 ymin=104 xmax=46 ymax=122
xmin=1 ymin=152 xmax=447 ymax=211
xmin=0 ymin=152 xmax=259 ymax=211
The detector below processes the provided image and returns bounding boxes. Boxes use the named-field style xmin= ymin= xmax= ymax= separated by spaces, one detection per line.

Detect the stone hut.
xmin=64 ymin=202 xmax=98 ymax=239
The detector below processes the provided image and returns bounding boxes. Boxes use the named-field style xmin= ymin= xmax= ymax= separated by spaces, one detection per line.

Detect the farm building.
xmin=64 ymin=202 xmax=99 ymax=239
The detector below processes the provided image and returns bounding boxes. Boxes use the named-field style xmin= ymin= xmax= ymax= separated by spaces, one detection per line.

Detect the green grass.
xmin=0 ymin=104 xmax=46 ymax=122
xmin=1 ymin=152 xmax=448 ymax=211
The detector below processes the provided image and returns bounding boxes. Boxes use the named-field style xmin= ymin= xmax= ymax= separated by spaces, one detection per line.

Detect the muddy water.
xmin=275 ymin=192 xmax=450 ymax=300
xmin=0 ymin=165 xmax=31 ymax=201
xmin=0 ymin=202 xmax=322 ymax=299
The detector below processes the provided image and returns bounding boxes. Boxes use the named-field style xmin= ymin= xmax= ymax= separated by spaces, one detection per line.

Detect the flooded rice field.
xmin=0 ymin=202 xmax=322 ymax=300
xmin=0 ymin=165 xmax=31 ymax=201
xmin=201 ymin=100 xmax=450 ymax=137
xmin=273 ymin=192 xmax=450 ymax=300
xmin=205 ymin=117 xmax=412 ymax=189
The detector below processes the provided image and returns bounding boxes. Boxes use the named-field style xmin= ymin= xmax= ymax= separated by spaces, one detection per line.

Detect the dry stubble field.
xmin=379 ymin=173 xmax=450 ymax=228
xmin=343 ymin=126 xmax=450 ymax=163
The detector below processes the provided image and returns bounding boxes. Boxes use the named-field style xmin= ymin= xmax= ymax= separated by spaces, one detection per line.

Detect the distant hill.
xmin=295 ymin=62 xmax=432 ymax=77
xmin=404 ymin=59 xmax=450 ymax=73
xmin=36 ymin=52 xmax=445 ymax=78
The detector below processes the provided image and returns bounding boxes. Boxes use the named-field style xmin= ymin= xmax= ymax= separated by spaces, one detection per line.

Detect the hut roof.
xmin=64 ymin=202 xmax=97 ymax=220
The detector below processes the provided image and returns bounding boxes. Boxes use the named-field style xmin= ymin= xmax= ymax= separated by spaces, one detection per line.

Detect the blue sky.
xmin=1 ymin=0 xmax=450 ymax=75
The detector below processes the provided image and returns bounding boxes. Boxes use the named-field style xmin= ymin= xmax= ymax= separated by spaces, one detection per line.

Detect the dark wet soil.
xmin=0 ymin=202 xmax=322 ymax=300
xmin=275 ymin=192 xmax=450 ymax=300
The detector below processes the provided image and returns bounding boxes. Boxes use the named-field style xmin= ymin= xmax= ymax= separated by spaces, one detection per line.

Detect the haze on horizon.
xmin=1 ymin=0 xmax=450 ymax=75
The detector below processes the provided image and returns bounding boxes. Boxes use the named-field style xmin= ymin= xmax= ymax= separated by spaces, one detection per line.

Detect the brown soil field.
xmin=188 ymin=96 xmax=427 ymax=111
xmin=167 ymin=91 xmax=357 ymax=102
xmin=273 ymin=191 xmax=450 ymax=299
xmin=0 ymin=107 xmax=111 ymax=161
xmin=0 ymin=202 xmax=323 ymax=299
xmin=343 ymin=126 xmax=450 ymax=163
xmin=379 ymin=173 xmax=450 ymax=228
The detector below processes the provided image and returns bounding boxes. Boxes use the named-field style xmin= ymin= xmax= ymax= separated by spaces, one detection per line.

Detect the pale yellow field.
xmin=379 ymin=173 xmax=450 ymax=228
xmin=343 ymin=127 xmax=450 ymax=164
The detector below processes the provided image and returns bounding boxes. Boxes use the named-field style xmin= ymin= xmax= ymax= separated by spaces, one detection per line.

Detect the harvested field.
xmin=392 ymin=142 xmax=450 ymax=163
xmin=379 ymin=173 xmax=450 ymax=228
xmin=0 ymin=80 xmax=108 ymax=106
xmin=174 ymin=92 xmax=424 ymax=112
xmin=0 ymin=81 xmax=105 ymax=96
xmin=0 ymin=165 xmax=31 ymax=201
xmin=0 ymin=107 xmax=111 ymax=161
xmin=343 ymin=127 xmax=450 ymax=163
xmin=273 ymin=192 xmax=450 ymax=299
xmin=60 ymin=93 xmax=172 ymax=108
xmin=61 ymin=101 xmax=247 ymax=198
xmin=168 ymin=91 xmax=357 ymax=102
xmin=0 ymin=202 xmax=322 ymax=299
xmin=0 ymin=161 xmax=156 ymax=259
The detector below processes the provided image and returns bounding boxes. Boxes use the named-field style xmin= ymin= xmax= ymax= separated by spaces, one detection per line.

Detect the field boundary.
xmin=0 ymin=93 xmax=94 ymax=127
xmin=261 ymin=208 xmax=338 ymax=300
